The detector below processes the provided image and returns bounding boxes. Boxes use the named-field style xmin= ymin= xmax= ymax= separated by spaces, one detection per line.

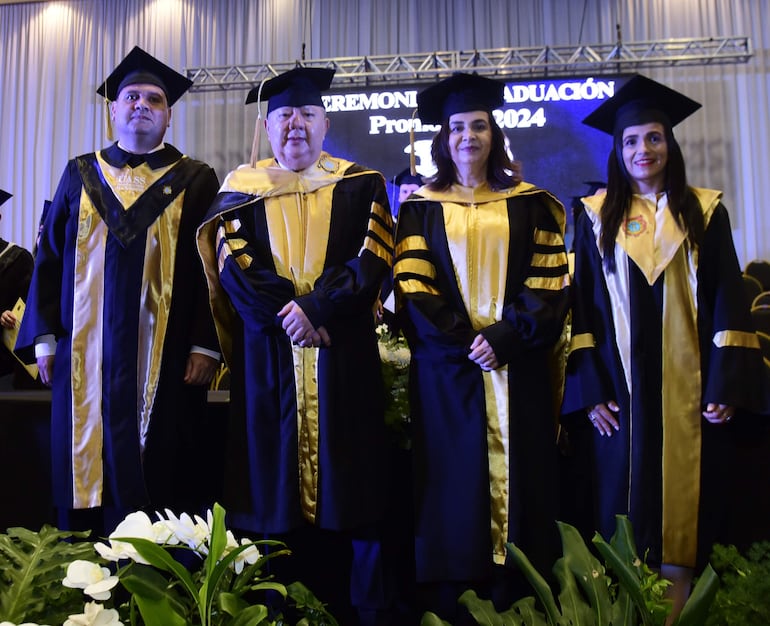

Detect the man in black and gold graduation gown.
xmin=16 ymin=47 xmax=220 ymax=534
xmin=197 ymin=68 xmax=395 ymax=625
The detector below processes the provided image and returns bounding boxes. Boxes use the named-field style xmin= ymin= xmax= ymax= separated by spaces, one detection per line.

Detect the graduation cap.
xmin=416 ymin=72 xmax=505 ymax=125
xmin=246 ymin=67 xmax=335 ymax=112
xmin=582 ymin=74 xmax=701 ymax=135
xmin=244 ymin=67 xmax=335 ymax=167
xmin=0 ymin=189 xmax=11 ymax=208
xmin=393 ymin=168 xmax=423 ymax=187
xmin=96 ymin=46 xmax=192 ymax=107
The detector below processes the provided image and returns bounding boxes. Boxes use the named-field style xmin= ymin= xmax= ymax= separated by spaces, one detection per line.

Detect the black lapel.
xmin=76 ymin=154 xmax=200 ymax=247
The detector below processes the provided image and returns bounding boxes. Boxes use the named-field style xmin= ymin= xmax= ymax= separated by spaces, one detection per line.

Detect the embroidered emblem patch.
xmin=624 ymin=215 xmax=647 ymax=237
xmin=318 ymin=157 xmax=339 ymax=174
xmin=162 ymin=185 xmax=172 ymax=196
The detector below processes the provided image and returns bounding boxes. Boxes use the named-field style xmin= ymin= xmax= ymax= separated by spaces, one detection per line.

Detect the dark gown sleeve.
xmin=15 ymin=160 xmax=80 ymax=363
xmin=215 ymin=200 xmax=297 ymax=333
xmin=561 ymin=209 xmax=619 ymax=416
xmin=294 ymin=173 xmax=392 ymax=327
xmin=393 ymin=198 xmax=481 ymax=362
xmin=697 ymin=203 xmax=770 ymax=414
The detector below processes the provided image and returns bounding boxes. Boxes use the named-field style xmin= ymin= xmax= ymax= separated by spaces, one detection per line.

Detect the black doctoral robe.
xmin=393 ymin=181 xmax=570 ymax=582
xmin=562 ymin=188 xmax=768 ymax=568
xmin=197 ymin=154 xmax=394 ymax=533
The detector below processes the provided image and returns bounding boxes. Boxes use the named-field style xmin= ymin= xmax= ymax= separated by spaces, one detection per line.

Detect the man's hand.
xmin=184 ymin=353 xmax=219 ymax=386
xmin=0 ymin=310 xmax=17 ymax=329
xmin=468 ymin=334 xmax=499 ymax=371
xmin=278 ymin=301 xmax=331 ymax=348
xmin=37 ymin=355 xmax=55 ymax=387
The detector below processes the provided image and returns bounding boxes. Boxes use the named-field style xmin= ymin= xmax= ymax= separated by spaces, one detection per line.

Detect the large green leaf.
xmin=420 ymin=611 xmax=452 ymax=625
xmin=113 ymin=536 xmax=198 ymax=599
xmin=506 ymin=542 xmax=562 ymax=624
xmin=228 ymin=603 xmax=270 ymax=626
xmin=459 ymin=589 xmax=506 ymax=625
xmin=201 ymin=503 xmax=228 ymax=615
xmin=131 ymin=588 xmax=190 ymax=626
xmin=592 ymin=532 xmax=653 ymax=626
xmin=504 ymin=596 xmax=549 ymax=625
xmin=556 ymin=521 xmax=613 ymax=624
xmin=0 ymin=525 xmax=95 ymax=624
xmin=120 ymin=564 xmax=189 ymax=616
xmin=460 ymin=589 xmax=543 ymax=625
xmin=552 ymin=557 xmax=596 ymax=625
xmin=674 ymin=564 xmax=719 ymax=626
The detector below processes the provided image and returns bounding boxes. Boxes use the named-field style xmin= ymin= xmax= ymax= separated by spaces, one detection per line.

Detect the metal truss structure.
xmin=186 ymin=36 xmax=751 ymax=93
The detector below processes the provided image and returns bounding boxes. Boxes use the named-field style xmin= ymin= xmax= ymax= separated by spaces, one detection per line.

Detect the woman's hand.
xmin=587 ymin=401 xmax=620 ymax=436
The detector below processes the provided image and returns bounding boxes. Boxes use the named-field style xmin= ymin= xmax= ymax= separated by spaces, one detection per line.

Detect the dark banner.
xmin=321 ymin=74 xmax=631 ymax=240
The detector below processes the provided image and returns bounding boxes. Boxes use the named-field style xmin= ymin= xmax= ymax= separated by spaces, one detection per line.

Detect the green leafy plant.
xmin=705 ymin=541 xmax=770 ymax=625
xmin=0 ymin=503 xmax=338 ymax=626
xmin=420 ymin=516 xmax=719 ymax=626
xmin=0 ymin=525 xmax=97 ymax=626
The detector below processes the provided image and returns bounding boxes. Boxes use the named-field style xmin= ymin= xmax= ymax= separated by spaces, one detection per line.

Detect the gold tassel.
xmin=409 ymin=108 xmax=418 ymax=176
xmin=249 ymin=77 xmax=269 ymax=168
xmin=249 ymin=114 xmax=261 ymax=168
xmin=104 ymin=99 xmax=114 ymax=142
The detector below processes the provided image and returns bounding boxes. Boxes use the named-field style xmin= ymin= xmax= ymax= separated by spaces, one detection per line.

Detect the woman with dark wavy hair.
xmin=562 ymin=74 xmax=768 ymax=623
xmin=394 ymin=72 xmax=570 ymax=624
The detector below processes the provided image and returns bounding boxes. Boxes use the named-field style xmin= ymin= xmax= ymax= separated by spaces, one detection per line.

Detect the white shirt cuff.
xmin=191 ymin=345 xmax=220 ymax=361
xmin=34 ymin=334 xmax=57 ymax=358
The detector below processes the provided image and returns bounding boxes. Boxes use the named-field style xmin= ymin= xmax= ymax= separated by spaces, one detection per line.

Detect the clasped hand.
xmin=278 ymin=301 xmax=330 ymax=348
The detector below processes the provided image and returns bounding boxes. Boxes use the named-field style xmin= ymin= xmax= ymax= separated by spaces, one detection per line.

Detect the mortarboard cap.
xmin=417 ymin=72 xmax=505 ymax=125
xmin=582 ymin=74 xmax=701 ymax=135
xmin=0 ymin=189 xmax=11 ymax=208
xmin=246 ymin=67 xmax=335 ymax=113
xmin=96 ymin=46 xmax=193 ymax=106
xmin=393 ymin=168 xmax=423 ymax=187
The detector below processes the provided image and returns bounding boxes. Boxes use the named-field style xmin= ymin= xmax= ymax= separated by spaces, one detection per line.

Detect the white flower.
xmin=62 ymin=560 xmax=119 ymax=601
xmin=150 ymin=512 xmax=180 ymax=546
xmin=94 ymin=511 xmax=158 ymax=564
xmin=63 ymin=602 xmax=123 ymax=626
xmin=223 ymin=530 xmax=261 ymax=574
xmin=0 ymin=622 xmax=51 ymax=626
xmin=159 ymin=508 xmax=211 ymax=554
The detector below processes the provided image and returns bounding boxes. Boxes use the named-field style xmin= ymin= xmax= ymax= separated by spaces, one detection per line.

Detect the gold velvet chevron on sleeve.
xmin=524 ymin=227 xmax=570 ymax=292
xmin=394 ymin=234 xmax=440 ymax=297
xmin=364 ymin=200 xmax=394 ymax=266
xmin=217 ymin=216 xmax=253 ymax=271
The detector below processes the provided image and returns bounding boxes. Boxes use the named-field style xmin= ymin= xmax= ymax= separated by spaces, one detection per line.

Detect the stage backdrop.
xmin=319 ymin=74 xmax=632 ymax=243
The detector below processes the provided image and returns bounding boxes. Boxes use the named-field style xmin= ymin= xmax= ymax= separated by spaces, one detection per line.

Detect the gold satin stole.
xmin=70 ymin=153 xmax=181 ymax=508
xmin=441 ymin=182 xmax=512 ymax=566
xmin=583 ymin=188 xmax=722 ymax=567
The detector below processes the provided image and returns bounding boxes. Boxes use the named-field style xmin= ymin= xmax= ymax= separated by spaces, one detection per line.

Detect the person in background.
xmin=393 ymin=72 xmax=570 ymax=624
xmin=0 ymin=189 xmax=36 ymax=389
xmin=32 ymin=199 xmax=52 ymax=257
xmin=562 ymin=74 xmax=769 ymax=624
xmin=196 ymin=67 xmax=395 ymax=625
xmin=391 ymin=167 xmax=423 ymax=215
xmin=16 ymin=46 xmax=221 ymax=536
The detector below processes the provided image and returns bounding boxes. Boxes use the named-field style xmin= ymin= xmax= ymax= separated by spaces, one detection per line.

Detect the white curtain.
xmin=1 ymin=0 xmax=768 ymax=266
